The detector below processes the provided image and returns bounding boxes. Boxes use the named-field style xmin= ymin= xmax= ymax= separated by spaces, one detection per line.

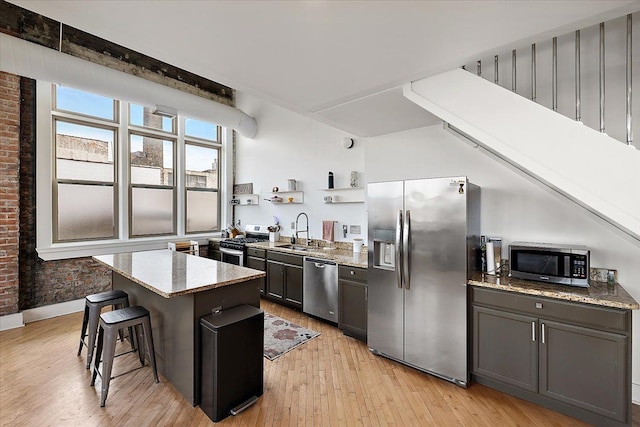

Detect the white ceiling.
xmin=10 ymin=0 xmax=640 ymax=137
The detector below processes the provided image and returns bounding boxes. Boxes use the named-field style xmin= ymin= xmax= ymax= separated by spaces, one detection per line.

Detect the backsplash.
xmin=591 ymin=268 xmax=617 ymax=284
xmin=278 ymin=237 xmax=366 ymax=252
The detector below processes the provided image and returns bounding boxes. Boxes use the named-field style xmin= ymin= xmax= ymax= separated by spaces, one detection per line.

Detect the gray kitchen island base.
xmin=113 ymin=272 xmax=261 ymax=406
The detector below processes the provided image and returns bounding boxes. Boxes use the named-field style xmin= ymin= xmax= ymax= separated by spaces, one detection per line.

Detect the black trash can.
xmin=200 ymin=305 xmax=264 ymax=422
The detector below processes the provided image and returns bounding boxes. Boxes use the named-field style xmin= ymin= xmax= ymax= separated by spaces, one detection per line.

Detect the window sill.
xmin=36 ymin=233 xmax=225 ymax=261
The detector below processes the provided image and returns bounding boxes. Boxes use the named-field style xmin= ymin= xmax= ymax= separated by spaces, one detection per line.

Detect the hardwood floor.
xmin=1 ymin=299 xmax=637 ymax=426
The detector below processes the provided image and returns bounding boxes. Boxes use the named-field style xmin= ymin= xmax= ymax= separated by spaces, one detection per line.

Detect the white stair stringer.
xmin=404 ymin=68 xmax=640 ymax=244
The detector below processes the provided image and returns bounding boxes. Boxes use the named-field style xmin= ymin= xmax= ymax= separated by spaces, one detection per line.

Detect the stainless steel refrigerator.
xmin=367 ymin=176 xmax=480 ymax=387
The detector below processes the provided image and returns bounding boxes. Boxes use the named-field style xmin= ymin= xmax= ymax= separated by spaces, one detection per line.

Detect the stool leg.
xmin=99 ymin=324 xmax=118 ymax=407
xmin=142 ymin=317 xmax=159 ymax=383
xmin=127 ymin=325 xmax=137 ymax=352
xmin=77 ymin=304 xmax=90 ymax=356
xmin=122 ymin=299 xmax=136 ymax=352
xmin=135 ymin=324 xmax=145 ymax=366
xmin=116 ymin=303 xmax=125 ymax=343
xmin=90 ymin=325 xmax=104 ymax=387
xmin=85 ymin=304 xmax=101 ymax=369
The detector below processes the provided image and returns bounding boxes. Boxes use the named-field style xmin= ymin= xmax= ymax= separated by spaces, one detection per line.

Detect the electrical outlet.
xmin=291 ymin=222 xmax=295 ymax=229
xmin=350 ymin=225 xmax=361 ymax=234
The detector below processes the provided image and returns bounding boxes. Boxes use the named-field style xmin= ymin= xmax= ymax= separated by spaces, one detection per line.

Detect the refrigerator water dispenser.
xmin=373 ymin=240 xmax=396 ymax=270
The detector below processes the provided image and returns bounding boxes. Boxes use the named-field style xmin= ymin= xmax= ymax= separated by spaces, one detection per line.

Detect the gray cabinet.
xmin=246 ymin=248 xmax=266 ymax=294
xmin=207 ymin=240 xmax=221 ymax=261
xmin=472 ymin=305 xmax=537 ymax=392
xmin=539 ymin=320 xmax=626 ymax=421
xmin=338 ymin=266 xmax=368 ymax=342
xmin=471 ymin=286 xmax=632 ymax=427
xmin=266 ymin=251 xmax=303 ymax=309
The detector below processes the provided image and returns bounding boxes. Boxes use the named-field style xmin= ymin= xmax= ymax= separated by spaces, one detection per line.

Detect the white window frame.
xmin=36 ymin=81 xmax=233 ymax=260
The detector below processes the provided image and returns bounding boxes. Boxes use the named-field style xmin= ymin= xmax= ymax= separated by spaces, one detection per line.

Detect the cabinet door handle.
xmin=531 ymin=321 xmax=536 ymax=342
xmin=541 ymin=323 xmax=546 ymax=344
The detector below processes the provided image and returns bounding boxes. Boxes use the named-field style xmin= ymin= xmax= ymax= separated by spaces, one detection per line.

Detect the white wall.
xmin=365 ymin=123 xmax=640 ymax=402
xmin=234 ymin=92 xmax=367 ymax=243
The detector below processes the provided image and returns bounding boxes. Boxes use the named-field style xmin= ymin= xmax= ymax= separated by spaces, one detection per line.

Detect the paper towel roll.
xmin=353 ymin=238 xmax=363 ymax=253
xmin=486 ymin=241 xmax=495 ymax=275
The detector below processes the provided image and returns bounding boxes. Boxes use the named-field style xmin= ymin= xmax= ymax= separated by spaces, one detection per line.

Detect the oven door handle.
xmin=220 ymin=247 xmax=244 ymax=256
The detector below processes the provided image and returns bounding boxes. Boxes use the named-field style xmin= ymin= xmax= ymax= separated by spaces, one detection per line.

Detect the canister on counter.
xmin=486 ymin=237 xmax=502 ymax=275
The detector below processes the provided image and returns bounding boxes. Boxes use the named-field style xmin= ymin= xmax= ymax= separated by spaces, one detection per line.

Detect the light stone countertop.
xmin=246 ymin=241 xmax=368 ymax=268
xmin=93 ymin=249 xmax=266 ymax=298
xmin=469 ymin=272 xmax=639 ymax=310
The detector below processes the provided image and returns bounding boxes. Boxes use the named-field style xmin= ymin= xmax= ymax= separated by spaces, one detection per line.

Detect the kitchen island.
xmin=93 ymin=249 xmax=265 ymax=406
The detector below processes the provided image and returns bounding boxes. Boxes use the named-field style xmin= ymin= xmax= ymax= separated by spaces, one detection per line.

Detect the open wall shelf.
xmin=266 ymin=190 xmax=304 ymax=204
xmin=231 ymin=194 xmax=259 ymax=205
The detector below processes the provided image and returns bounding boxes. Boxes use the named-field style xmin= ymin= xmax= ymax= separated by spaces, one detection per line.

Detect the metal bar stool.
xmin=77 ymin=290 xmax=132 ymax=369
xmin=91 ymin=306 xmax=159 ymax=407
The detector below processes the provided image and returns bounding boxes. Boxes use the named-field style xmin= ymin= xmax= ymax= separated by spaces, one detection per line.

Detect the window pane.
xmin=185 ymin=118 xmax=218 ymax=141
xmin=55 ymin=85 xmax=115 ymax=120
xmin=186 ymin=190 xmax=218 ymax=233
xmin=57 ymin=183 xmax=114 ymax=240
xmin=56 ymin=121 xmax=114 ymax=182
xmin=129 ymin=104 xmax=174 ymax=132
xmin=131 ymin=187 xmax=174 ymax=235
xmin=185 ymin=144 xmax=218 ymax=189
xmin=130 ymin=134 xmax=174 ymax=185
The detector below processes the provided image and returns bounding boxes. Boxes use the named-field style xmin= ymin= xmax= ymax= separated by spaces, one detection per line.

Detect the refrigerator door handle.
xmin=403 ymin=210 xmax=411 ymax=290
xmin=396 ymin=210 xmax=403 ymax=289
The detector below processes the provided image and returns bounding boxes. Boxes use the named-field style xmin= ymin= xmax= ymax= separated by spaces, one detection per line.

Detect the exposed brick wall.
xmin=0 ymin=71 xmax=21 ymax=316
xmin=32 ymin=257 xmax=111 ymax=307
xmin=18 ymin=77 xmax=36 ymax=310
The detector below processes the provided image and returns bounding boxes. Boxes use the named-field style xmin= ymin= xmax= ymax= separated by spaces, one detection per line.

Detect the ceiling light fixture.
xmin=152 ymin=105 xmax=177 ymax=118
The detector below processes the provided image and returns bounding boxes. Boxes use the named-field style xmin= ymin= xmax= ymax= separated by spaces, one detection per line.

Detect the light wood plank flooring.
xmin=1 ymin=299 xmax=637 ymax=426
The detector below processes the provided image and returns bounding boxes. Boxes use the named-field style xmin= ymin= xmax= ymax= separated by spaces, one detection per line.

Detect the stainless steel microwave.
xmin=509 ymin=242 xmax=590 ymax=287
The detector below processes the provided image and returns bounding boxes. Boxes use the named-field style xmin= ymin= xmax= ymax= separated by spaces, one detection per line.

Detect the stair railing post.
xmin=531 ymin=44 xmax=537 ymax=102
xmin=600 ymin=22 xmax=606 ymax=133
xmin=627 ymin=14 xmax=633 ymax=145
xmin=512 ymin=49 xmax=517 ymax=92
xmin=575 ymin=30 xmax=581 ymax=122
xmin=553 ymin=37 xmax=558 ymax=111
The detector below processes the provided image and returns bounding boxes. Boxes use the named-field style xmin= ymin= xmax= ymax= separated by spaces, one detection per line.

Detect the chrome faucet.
xmin=295 ymin=212 xmax=310 ymax=246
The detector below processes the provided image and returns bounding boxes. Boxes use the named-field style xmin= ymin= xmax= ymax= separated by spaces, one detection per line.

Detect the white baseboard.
xmin=0 ymin=312 xmax=24 ymax=331
xmin=633 ymin=382 xmax=639 ymax=406
xmin=22 ymin=298 xmax=85 ymax=324
xmin=0 ymin=298 xmax=84 ymax=331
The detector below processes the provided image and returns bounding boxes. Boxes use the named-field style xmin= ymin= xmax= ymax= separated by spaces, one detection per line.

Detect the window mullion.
xmin=119 ymin=101 xmax=129 ymax=241
xmin=176 ymin=116 xmax=186 ymax=236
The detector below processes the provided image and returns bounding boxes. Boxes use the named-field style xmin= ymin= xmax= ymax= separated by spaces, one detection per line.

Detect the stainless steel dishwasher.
xmin=303 ymin=257 xmax=338 ymax=323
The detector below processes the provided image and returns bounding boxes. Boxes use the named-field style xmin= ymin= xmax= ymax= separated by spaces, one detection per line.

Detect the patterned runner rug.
xmin=263 ymin=312 xmax=320 ymax=361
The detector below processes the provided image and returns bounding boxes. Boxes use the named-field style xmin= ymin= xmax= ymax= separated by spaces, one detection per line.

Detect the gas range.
xmin=219 ymin=237 xmax=266 ymax=251
xmin=218 ymin=225 xmax=270 ymax=265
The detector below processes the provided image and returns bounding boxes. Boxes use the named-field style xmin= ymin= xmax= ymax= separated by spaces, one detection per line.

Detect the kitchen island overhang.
xmin=93 ymin=249 xmax=266 ymax=406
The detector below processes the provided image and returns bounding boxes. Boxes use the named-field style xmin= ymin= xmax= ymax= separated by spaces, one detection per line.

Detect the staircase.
xmin=403 ymin=13 xmax=640 ymax=243
xmin=464 ymin=13 xmax=638 ymax=148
